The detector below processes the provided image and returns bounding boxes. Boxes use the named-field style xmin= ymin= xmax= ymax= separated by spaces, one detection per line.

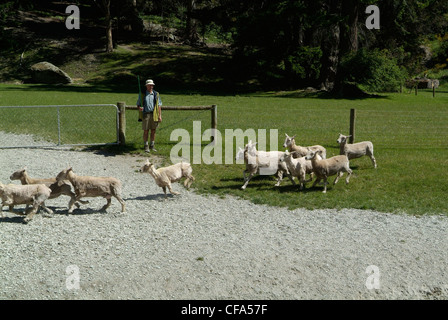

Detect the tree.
xmin=93 ymin=0 xmax=114 ymax=52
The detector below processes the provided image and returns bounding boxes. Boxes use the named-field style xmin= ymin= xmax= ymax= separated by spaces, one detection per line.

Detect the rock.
xmin=30 ymin=62 xmax=72 ymax=84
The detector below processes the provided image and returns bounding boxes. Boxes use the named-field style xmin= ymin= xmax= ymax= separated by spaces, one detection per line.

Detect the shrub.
xmin=339 ymin=48 xmax=408 ymax=92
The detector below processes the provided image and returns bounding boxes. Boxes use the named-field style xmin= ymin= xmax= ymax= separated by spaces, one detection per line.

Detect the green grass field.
xmin=0 ymin=83 xmax=447 ymax=215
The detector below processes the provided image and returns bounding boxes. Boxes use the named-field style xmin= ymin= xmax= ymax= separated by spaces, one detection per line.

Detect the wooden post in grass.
xmin=211 ymin=104 xmax=217 ymax=142
xmin=117 ymin=102 xmax=126 ymax=146
xmin=349 ymin=108 xmax=356 ymax=144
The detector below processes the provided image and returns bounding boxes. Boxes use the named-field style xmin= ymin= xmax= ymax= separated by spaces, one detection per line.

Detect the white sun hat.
xmin=145 ymin=79 xmax=155 ymax=85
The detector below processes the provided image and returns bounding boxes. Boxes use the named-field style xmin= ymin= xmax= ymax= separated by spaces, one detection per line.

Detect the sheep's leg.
xmin=168 ymin=183 xmax=180 ymax=196
xmin=40 ymin=202 xmax=54 ymax=217
xmin=322 ymin=177 xmax=328 ymax=193
xmin=334 ymin=171 xmax=344 ymax=185
xmin=311 ymin=177 xmax=321 ymax=188
xmin=370 ymin=155 xmax=377 ymax=168
xmin=184 ymin=175 xmax=195 ymax=188
xmin=162 ymin=186 xmax=168 ymax=200
xmin=67 ymin=197 xmax=78 ymax=214
xmin=241 ymin=172 xmax=255 ymax=190
xmin=101 ymin=197 xmax=112 ymax=211
xmin=23 ymin=204 xmax=39 ymax=223
xmin=274 ymin=170 xmax=284 ymax=187
xmin=114 ymin=195 xmax=126 ymax=212
xmin=345 ymin=167 xmax=353 ymax=184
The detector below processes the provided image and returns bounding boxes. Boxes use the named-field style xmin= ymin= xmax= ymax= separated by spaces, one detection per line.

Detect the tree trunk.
xmin=340 ymin=0 xmax=359 ymax=54
xmin=104 ymin=0 xmax=113 ymax=52
xmin=185 ymin=0 xmax=200 ymax=45
xmin=319 ymin=1 xmax=341 ymax=91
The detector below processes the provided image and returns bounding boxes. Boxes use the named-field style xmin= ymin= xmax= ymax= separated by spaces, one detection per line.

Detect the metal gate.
xmin=0 ymin=104 xmax=120 ymax=148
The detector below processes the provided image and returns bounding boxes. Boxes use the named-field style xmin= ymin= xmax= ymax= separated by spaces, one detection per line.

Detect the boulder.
xmin=30 ymin=62 xmax=72 ymax=84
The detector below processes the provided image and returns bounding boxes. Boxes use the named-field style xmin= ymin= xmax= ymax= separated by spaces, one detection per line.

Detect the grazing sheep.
xmin=240 ymin=141 xmax=293 ymax=190
xmin=279 ymin=150 xmax=314 ymax=190
xmin=0 ymin=182 xmax=53 ymax=223
xmin=139 ymin=159 xmax=195 ymax=199
xmin=10 ymin=168 xmax=88 ymax=211
xmin=55 ymin=167 xmax=125 ymax=214
xmin=337 ymin=133 xmax=377 ymax=168
xmin=305 ymin=149 xmax=352 ymax=193
xmin=283 ymin=133 xmax=327 ymax=159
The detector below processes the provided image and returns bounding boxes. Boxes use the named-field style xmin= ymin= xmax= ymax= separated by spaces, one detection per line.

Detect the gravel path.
xmin=1 ymin=133 xmax=447 ymax=300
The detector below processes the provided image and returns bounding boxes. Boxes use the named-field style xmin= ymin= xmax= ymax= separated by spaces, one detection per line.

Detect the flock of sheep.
xmin=237 ymin=133 xmax=377 ymax=193
xmin=0 ymin=159 xmax=195 ymax=223
xmin=0 ymin=133 xmax=376 ymax=223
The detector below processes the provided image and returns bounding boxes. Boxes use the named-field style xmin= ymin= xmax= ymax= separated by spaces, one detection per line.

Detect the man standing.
xmin=137 ymin=79 xmax=162 ymax=152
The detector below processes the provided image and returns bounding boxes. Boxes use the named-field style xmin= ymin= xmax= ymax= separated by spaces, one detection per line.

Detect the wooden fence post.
xmin=211 ymin=104 xmax=217 ymax=142
xmin=117 ymin=102 xmax=126 ymax=146
xmin=349 ymin=108 xmax=356 ymax=144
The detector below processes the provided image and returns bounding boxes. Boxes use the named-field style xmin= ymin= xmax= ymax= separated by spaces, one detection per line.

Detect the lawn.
xmin=0 ymin=83 xmax=447 ymax=215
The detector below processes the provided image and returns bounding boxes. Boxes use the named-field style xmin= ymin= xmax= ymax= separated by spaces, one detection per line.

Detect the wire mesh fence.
xmin=0 ymin=105 xmax=119 ymax=148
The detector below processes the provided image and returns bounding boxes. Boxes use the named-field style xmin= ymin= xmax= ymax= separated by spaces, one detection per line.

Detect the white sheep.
xmin=55 ymin=167 xmax=125 ymax=213
xmin=139 ymin=159 xmax=195 ymax=199
xmin=336 ymin=133 xmax=377 ymax=168
xmin=279 ymin=150 xmax=314 ymax=190
xmin=0 ymin=181 xmax=53 ymax=223
xmin=305 ymin=149 xmax=352 ymax=193
xmin=10 ymin=167 xmax=89 ymax=211
xmin=240 ymin=141 xmax=293 ymax=189
xmin=283 ymin=133 xmax=327 ymax=159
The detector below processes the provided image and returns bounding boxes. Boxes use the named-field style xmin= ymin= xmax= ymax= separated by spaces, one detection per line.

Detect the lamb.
xmin=10 ymin=168 xmax=89 ymax=211
xmin=240 ymin=141 xmax=294 ymax=190
xmin=279 ymin=150 xmax=314 ymax=190
xmin=0 ymin=181 xmax=53 ymax=223
xmin=283 ymin=133 xmax=327 ymax=159
xmin=305 ymin=149 xmax=352 ymax=193
xmin=55 ymin=167 xmax=125 ymax=213
xmin=337 ymin=133 xmax=377 ymax=168
xmin=139 ymin=159 xmax=195 ymax=199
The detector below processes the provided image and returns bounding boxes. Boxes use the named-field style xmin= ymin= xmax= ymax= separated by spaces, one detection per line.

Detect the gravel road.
xmin=0 ymin=132 xmax=447 ymax=300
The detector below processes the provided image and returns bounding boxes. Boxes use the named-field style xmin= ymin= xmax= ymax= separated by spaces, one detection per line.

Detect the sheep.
xmin=55 ymin=167 xmax=125 ymax=214
xmin=305 ymin=149 xmax=352 ymax=193
xmin=0 ymin=181 xmax=53 ymax=223
xmin=336 ymin=133 xmax=377 ymax=168
xmin=10 ymin=168 xmax=89 ymax=211
xmin=283 ymin=133 xmax=327 ymax=159
xmin=240 ymin=141 xmax=294 ymax=189
xmin=139 ymin=159 xmax=195 ymax=199
xmin=279 ymin=150 xmax=314 ymax=190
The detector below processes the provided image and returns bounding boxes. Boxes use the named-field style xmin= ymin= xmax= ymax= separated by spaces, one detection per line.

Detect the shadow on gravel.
xmin=0 ymin=215 xmax=26 ymax=224
xmin=125 ymin=194 xmax=176 ymax=201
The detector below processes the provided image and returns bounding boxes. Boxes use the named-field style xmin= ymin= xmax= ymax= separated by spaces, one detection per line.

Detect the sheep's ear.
xmin=347 ymin=135 xmax=352 ymax=138
xmin=285 ymin=133 xmax=288 ymax=137
xmin=291 ymin=135 xmax=295 ymax=139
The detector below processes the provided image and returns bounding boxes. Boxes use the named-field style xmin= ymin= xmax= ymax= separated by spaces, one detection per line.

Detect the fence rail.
xmin=0 ymin=104 xmax=119 ymax=148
